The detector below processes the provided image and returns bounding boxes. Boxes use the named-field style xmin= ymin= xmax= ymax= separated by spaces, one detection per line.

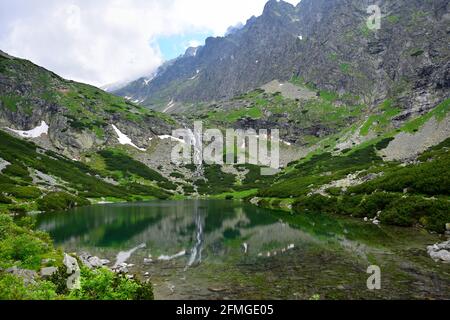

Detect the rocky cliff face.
xmin=0 ymin=51 xmax=174 ymax=158
xmin=115 ymin=0 xmax=450 ymax=116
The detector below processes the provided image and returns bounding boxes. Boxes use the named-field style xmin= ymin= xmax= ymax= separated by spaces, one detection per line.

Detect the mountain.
xmin=0 ymin=0 xmax=449 ymax=233
xmin=115 ymin=0 xmax=450 ymax=116
xmin=0 ymin=50 xmax=174 ymax=159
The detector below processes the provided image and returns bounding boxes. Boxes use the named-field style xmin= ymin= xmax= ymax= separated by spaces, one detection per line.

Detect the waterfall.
xmin=191 ymin=121 xmax=204 ymax=178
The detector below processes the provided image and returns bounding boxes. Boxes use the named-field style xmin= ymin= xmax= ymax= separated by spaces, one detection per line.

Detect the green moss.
xmin=0 ymin=95 xmax=21 ymax=112
xmin=410 ymin=49 xmax=424 ymax=57
xmin=387 ymin=15 xmax=400 ymax=24
xmin=340 ymin=63 xmax=351 ymax=74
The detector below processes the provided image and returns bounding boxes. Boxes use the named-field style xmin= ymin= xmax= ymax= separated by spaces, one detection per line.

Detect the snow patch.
xmin=111 ymin=124 xmax=146 ymax=151
xmin=0 ymin=158 xmax=11 ymax=173
xmin=7 ymin=121 xmax=49 ymax=138
xmin=162 ymin=99 xmax=175 ymax=113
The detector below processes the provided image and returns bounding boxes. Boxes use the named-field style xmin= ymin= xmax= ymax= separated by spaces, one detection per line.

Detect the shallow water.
xmin=36 ymin=200 xmax=450 ymax=300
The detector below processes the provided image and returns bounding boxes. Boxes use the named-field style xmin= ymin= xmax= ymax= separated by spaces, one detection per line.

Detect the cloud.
xmin=0 ymin=0 xmax=300 ymax=87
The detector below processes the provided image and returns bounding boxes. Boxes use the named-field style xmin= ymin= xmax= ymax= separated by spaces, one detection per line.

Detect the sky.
xmin=0 ymin=0 xmax=300 ymax=87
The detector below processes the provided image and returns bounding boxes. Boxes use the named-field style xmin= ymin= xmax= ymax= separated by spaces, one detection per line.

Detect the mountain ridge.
xmin=115 ymin=0 xmax=450 ymax=117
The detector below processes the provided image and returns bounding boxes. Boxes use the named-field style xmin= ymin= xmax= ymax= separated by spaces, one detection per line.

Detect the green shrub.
xmin=99 ymin=150 xmax=168 ymax=183
xmin=2 ymin=163 xmax=32 ymax=181
xmin=37 ymin=192 xmax=90 ymax=212
xmin=293 ymin=195 xmax=338 ymax=214
xmin=0 ymin=274 xmax=58 ymax=300
xmin=69 ymin=267 xmax=153 ymax=300
xmin=380 ymin=197 xmax=450 ymax=233
xmin=170 ymin=172 xmax=185 ymax=179
xmin=0 ymin=193 xmax=12 ymax=204
xmin=0 ymin=233 xmax=49 ymax=269
xmin=326 ymin=187 xmax=342 ymax=196
xmin=124 ymin=183 xmax=170 ymax=200
xmin=1 ymin=185 xmax=42 ymax=199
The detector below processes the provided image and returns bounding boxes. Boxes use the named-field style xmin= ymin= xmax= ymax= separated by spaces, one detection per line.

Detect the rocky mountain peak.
xmin=115 ymin=0 xmax=449 ymax=115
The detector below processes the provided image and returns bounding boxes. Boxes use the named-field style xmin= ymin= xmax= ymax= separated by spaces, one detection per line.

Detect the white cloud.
xmin=0 ymin=0 xmax=300 ymax=87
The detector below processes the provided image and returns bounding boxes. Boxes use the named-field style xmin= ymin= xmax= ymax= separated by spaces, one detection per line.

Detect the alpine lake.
xmin=36 ymin=200 xmax=450 ymax=300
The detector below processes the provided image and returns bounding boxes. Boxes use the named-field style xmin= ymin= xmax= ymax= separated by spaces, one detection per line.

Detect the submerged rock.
xmin=427 ymin=241 xmax=450 ymax=263
xmin=112 ymin=263 xmax=130 ymax=274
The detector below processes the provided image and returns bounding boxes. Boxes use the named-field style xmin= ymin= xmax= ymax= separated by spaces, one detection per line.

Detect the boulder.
xmin=427 ymin=241 xmax=450 ymax=262
xmin=79 ymin=253 xmax=110 ymax=269
xmin=40 ymin=267 xmax=58 ymax=279
xmin=6 ymin=267 xmax=38 ymax=285
xmin=63 ymin=253 xmax=79 ymax=274
xmin=112 ymin=263 xmax=129 ymax=274
xmin=429 ymin=250 xmax=450 ymax=263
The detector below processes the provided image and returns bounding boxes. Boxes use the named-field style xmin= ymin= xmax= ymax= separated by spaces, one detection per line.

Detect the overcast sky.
xmin=0 ymin=0 xmax=300 ymax=87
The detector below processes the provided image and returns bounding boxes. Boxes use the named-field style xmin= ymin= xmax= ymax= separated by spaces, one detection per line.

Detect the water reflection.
xmin=36 ymin=200 xmax=449 ymax=299
xmin=186 ymin=201 xmax=205 ymax=270
xmin=36 ymin=199 xmax=439 ymax=266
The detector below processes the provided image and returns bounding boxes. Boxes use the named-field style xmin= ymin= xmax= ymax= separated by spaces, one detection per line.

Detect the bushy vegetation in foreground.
xmin=0 ymin=213 xmax=153 ymax=300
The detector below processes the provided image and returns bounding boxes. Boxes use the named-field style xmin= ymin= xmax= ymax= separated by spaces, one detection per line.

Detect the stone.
xmin=100 ymin=259 xmax=111 ymax=266
xmin=446 ymin=223 xmax=450 ymax=231
xmin=63 ymin=253 xmax=79 ymax=274
xmin=112 ymin=263 xmax=129 ymax=274
xmin=437 ymin=241 xmax=450 ymax=250
xmin=40 ymin=267 xmax=58 ymax=278
xmin=88 ymin=256 xmax=104 ymax=268
xmin=427 ymin=241 xmax=450 ymax=262
xmin=429 ymin=250 xmax=450 ymax=263
xmin=6 ymin=267 xmax=38 ymax=285
xmin=79 ymin=253 xmax=110 ymax=269
xmin=144 ymin=258 xmax=153 ymax=265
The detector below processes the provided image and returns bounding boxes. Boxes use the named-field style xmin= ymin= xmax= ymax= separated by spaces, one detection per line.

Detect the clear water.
xmin=36 ymin=200 xmax=450 ymax=300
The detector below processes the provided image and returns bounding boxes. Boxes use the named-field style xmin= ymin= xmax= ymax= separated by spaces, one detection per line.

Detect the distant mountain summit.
xmin=115 ymin=0 xmax=449 ymax=115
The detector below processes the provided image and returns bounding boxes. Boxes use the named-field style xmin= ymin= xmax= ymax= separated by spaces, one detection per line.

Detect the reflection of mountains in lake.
xmin=37 ymin=201 xmax=283 ymax=250
xmin=37 ymin=200 xmax=422 ymax=261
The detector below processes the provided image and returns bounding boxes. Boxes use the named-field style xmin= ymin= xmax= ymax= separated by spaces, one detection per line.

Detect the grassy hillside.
xmin=255 ymin=138 xmax=450 ymax=233
xmin=0 ymin=129 xmax=171 ymax=215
